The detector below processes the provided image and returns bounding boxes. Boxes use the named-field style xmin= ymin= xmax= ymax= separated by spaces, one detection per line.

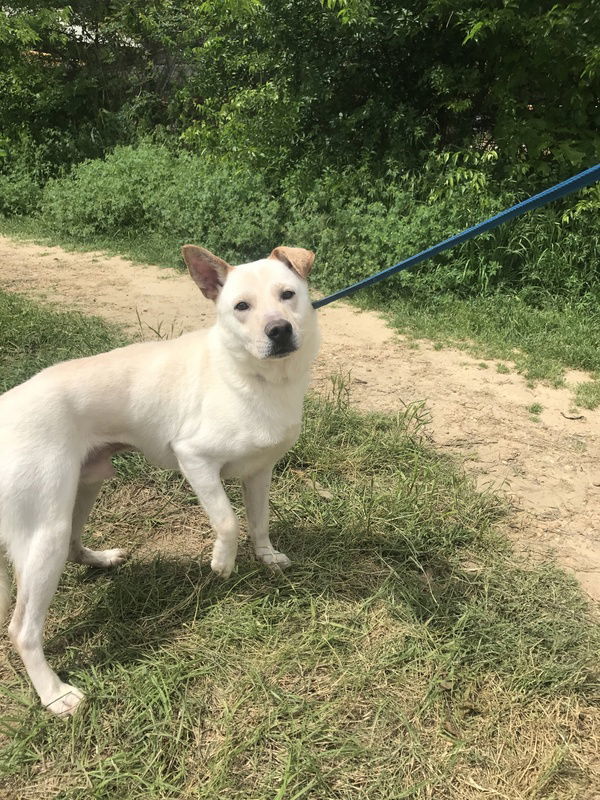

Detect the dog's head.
xmin=182 ymin=244 xmax=317 ymax=362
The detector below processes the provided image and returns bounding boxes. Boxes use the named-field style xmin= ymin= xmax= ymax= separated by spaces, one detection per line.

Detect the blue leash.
xmin=312 ymin=163 xmax=600 ymax=310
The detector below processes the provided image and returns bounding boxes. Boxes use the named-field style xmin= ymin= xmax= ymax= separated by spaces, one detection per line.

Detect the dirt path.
xmin=1 ymin=235 xmax=599 ymax=600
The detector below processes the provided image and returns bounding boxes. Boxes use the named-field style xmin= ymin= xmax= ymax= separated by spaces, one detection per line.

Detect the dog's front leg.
xmin=243 ymin=467 xmax=291 ymax=570
xmin=175 ymin=448 xmax=239 ymax=578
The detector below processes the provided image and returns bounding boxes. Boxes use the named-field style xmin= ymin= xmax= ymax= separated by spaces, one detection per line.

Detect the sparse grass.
xmin=357 ymin=291 xmax=600 ymax=388
xmin=574 ymin=377 xmax=600 ymax=411
xmin=528 ymin=403 xmax=543 ymax=415
xmin=0 ymin=290 xmax=599 ymax=799
xmin=1 ymin=215 xmax=184 ymax=274
xmin=496 ymin=363 xmax=510 ymax=374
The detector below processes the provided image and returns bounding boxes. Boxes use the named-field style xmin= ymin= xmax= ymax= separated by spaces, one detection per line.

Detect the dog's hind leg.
xmin=8 ymin=525 xmax=84 ymax=716
xmin=243 ymin=467 xmax=291 ymax=569
xmin=68 ymin=481 xmax=128 ymax=568
xmin=0 ymin=549 xmax=10 ymax=624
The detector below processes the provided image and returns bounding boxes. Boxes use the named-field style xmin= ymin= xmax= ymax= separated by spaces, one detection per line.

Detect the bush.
xmin=0 ymin=168 xmax=41 ymax=218
xmin=34 ymin=141 xmax=600 ymax=305
xmin=0 ymin=141 xmax=46 ymax=218
xmin=284 ymin=161 xmax=600 ymax=303
xmin=0 ymin=130 xmax=91 ymax=218
xmin=42 ymin=143 xmax=284 ymax=263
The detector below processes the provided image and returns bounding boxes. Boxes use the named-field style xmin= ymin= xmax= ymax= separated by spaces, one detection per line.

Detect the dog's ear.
xmin=181 ymin=245 xmax=233 ymax=301
xmin=269 ymin=246 xmax=315 ymax=280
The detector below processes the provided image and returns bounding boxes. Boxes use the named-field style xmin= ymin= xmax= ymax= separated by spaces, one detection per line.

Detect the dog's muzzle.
xmin=265 ymin=319 xmax=296 ymax=357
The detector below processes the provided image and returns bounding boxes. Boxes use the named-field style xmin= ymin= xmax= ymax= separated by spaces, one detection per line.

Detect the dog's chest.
xmin=220 ymin=424 xmax=299 ymax=478
xmin=220 ymin=437 xmax=293 ymax=479
xmin=218 ymin=392 xmax=302 ymax=478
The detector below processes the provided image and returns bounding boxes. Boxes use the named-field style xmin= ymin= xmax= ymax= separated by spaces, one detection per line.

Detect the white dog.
xmin=0 ymin=245 xmax=319 ymax=716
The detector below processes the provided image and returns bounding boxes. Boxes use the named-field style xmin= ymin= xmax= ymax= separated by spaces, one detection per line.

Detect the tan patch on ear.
xmin=269 ymin=246 xmax=315 ymax=280
xmin=181 ymin=245 xmax=233 ymax=301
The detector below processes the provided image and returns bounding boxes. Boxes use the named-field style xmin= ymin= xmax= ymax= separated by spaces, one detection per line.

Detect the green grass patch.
xmin=574 ymin=377 xmax=600 ymax=411
xmin=0 ymin=215 xmax=182 ymax=274
xmin=372 ymin=292 xmax=600 ymax=385
xmin=0 ymin=290 xmax=599 ymax=798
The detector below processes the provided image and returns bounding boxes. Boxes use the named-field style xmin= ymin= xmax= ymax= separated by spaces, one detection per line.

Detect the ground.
xmin=1 ymin=234 xmax=599 ymax=600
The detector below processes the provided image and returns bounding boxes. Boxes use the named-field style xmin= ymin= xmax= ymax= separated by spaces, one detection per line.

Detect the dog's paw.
xmin=79 ymin=547 xmax=129 ymax=568
xmin=255 ymin=547 xmax=292 ymax=570
xmin=100 ymin=548 xmax=129 ymax=567
xmin=43 ymin=683 xmax=85 ymax=717
xmin=210 ymin=553 xmax=236 ymax=579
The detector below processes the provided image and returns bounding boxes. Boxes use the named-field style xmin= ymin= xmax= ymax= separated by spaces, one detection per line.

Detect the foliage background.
xmin=1 ymin=0 xmax=599 ymax=308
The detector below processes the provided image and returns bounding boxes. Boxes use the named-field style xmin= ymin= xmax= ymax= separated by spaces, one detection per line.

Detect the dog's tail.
xmin=0 ymin=549 xmax=10 ymax=624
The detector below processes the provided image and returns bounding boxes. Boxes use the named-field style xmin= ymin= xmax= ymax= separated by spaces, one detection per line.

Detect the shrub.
xmin=42 ymin=143 xmax=284 ymax=263
xmin=284 ymin=163 xmax=600 ymax=303
xmin=0 ymin=168 xmax=41 ymax=217
xmin=35 ymin=141 xmax=600 ymax=306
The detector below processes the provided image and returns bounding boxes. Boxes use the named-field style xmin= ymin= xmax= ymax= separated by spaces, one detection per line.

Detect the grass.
xmin=0 ymin=290 xmax=599 ymax=799
xmin=574 ymin=377 xmax=600 ymax=411
xmin=0 ymin=216 xmax=190 ymax=276
xmin=367 ymin=292 xmax=600 ymax=388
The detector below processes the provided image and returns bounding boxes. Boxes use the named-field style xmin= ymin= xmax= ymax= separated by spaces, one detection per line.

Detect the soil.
xmin=1 ymin=235 xmax=599 ymax=601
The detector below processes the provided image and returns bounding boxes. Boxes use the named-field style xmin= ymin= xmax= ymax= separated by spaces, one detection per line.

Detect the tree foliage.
xmin=0 ymin=1 xmax=598 ymax=179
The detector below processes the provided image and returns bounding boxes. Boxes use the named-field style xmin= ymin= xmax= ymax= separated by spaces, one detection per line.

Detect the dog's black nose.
xmin=265 ymin=319 xmax=293 ymax=342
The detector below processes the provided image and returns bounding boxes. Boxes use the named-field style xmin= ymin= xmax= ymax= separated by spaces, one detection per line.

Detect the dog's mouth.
xmin=268 ymin=344 xmax=297 ymax=359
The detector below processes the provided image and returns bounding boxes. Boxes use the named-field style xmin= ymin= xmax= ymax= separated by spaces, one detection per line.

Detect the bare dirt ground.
xmin=1 ymin=235 xmax=599 ymax=601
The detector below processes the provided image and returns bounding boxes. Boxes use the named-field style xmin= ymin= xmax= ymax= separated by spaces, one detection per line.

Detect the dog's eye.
xmin=234 ymin=301 xmax=250 ymax=311
xmin=281 ymin=290 xmax=295 ymax=300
